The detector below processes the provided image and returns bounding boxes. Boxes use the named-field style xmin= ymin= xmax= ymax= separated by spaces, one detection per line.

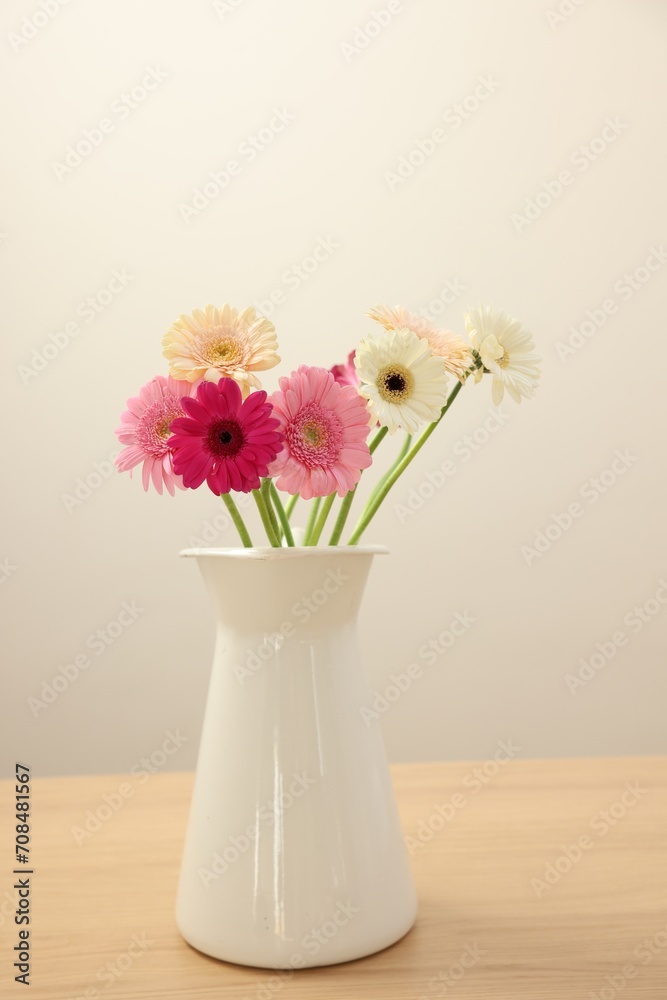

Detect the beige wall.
xmin=3 ymin=0 xmax=666 ymax=776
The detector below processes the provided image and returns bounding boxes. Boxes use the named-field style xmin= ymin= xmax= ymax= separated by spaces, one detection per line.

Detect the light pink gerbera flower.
xmin=268 ymin=365 xmax=372 ymax=499
xmin=168 ymin=379 xmax=283 ymax=495
xmin=367 ymin=304 xmax=473 ymax=382
xmin=162 ymin=303 xmax=279 ymax=396
xmin=329 ymin=350 xmax=359 ymax=388
xmin=115 ymin=375 xmax=195 ymax=495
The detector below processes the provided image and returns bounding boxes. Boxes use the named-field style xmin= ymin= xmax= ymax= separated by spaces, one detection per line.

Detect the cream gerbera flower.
xmin=162 ymin=303 xmax=279 ymax=396
xmin=367 ymin=304 xmax=473 ymax=382
xmin=354 ymin=327 xmax=449 ymax=434
xmin=464 ymin=305 xmax=540 ymax=406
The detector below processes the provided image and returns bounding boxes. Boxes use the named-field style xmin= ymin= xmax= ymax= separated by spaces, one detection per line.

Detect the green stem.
xmin=285 ymin=493 xmax=299 ymax=521
xmin=221 ymin=492 xmax=253 ymax=548
xmin=302 ymin=497 xmax=322 ymax=546
xmin=269 ymin=482 xmax=295 ymax=547
xmin=369 ymin=425 xmax=390 ymax=455
xmin=261 ymin=478 xmax=281 ymax=542
xmin=328 ymin=425 xmax=389 ymax=545
xmin=347 ymin=381 xmax=465 ymax=546
xmin=367 ymin=432 xmax=412 ymax=508
xmin=252 ymin=489 xmax=280 ymax=547
xmin=307 ymin=493 xmax=336 ymax=546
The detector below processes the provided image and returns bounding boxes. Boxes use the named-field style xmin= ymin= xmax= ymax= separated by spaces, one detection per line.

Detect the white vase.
xmin=176 ymin=545 xmax=417 ymax=970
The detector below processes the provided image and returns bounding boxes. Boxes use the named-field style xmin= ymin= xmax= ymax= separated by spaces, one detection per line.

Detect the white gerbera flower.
xmin=464 ymin=305 xmax=540 ymax=405
xmin=367 ymin=304 xmax=473 ymax=382
xmin=354 ymin=327 xmax=449 ymax=434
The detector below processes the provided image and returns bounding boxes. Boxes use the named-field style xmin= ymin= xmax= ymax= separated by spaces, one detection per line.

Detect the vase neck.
xmin=193 ymin=550 xmax=379 ymax=633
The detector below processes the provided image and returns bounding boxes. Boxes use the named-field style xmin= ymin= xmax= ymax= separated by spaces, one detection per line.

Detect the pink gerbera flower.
xmin=115 ymin=375 xmax=194 ymax=495
xmin=329 ymin=350 xmax=359 ymax=388
xmin=168 ymin=378 xmax=283 ymax=495
xmin=268 ymin=365 xmax=372 ymax=499
xmin=367 ymin=304 xmax=473 ymax=382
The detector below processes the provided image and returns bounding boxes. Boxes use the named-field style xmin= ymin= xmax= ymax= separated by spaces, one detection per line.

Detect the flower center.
xmin=136 ymin=395 xmax=184 ymax=457
xmin=496 ymin=349 xmax=510 ymax=370
xmin=202 ymin=327 xmax=244 ymax=367
xmin=377 ymin=364 xmax=414 ymax=402
xmin=156 ymin=417 xmax=173 ymax=439
xmin=288 ymin=403 xmax=343 ymax=468
xmin=303 ymin=421 xmax=324 ymax=447
xmin=207 ymin=419 xmax=245 ymax=458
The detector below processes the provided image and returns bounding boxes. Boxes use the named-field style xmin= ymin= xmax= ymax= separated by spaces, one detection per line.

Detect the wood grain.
xmin=1 ymin=757 xmax=666 ymax=998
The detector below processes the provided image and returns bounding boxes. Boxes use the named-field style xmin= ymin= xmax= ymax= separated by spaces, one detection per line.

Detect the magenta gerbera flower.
xmin=330 ymin=350 xmax=359 ymax=388
xmin=268 ymin=365 xmax=372 ymax=500
xmin=115 ymin=375 xmax=195 ymax=495
xmin=168 ymin=378 xmax=283 ymax=495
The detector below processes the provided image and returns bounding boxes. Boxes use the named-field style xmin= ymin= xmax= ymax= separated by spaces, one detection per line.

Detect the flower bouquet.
xmin=115 ymin=302 xmax=540 ymax=545
xmin=114 ymin=301 xmax=539 ymax=970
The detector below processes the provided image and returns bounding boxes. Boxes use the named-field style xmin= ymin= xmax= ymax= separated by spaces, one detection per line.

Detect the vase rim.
xmin=179 ymin=545 xmax=389 ymax=560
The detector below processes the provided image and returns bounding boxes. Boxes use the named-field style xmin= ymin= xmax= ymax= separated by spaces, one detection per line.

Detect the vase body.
xmin=176 ymin=546 xmax=417 ymax=969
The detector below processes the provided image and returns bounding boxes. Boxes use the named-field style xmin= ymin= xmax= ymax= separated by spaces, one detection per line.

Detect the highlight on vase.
xmin=115 ymin=301 xmax=541 ymax=546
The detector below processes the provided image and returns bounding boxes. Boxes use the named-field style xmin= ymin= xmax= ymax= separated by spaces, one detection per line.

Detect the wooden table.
xmin=1 ymin=757 xmax=666 ymax=998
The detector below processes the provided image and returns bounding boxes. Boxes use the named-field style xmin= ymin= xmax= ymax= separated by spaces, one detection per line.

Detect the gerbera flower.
xmin=162 ymin=303 xmax=279 ymax=396
xmin=367 ymin=304 xmax=473 ymax=382
xmin=115 ymin=375 xmax=194 ymax=495
xmin=464 ymin=305 xmax=541 ymax=405
xmin=268 ymin=366 xmax=372 ymax=499
xmin=354 ymin=328 xmax=449 ymax=434
xmin=329 ymin=350 xmax=359 ymax=388
xmin=168 ymin=379 xmax=283 ymax=495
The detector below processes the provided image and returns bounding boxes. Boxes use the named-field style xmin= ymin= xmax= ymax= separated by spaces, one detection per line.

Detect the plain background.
xmin=2 ymin=0 xmax=666 ymax=777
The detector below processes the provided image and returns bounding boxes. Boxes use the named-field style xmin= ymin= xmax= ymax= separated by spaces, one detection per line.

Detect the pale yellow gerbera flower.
xmin=355 ymin=327 xmax=449 ymax=434
xmin=367 ymin=304 xmax=473 ymax=382
xmin=162 ymin=304 xmax=279 ymax=396
xmin=464 ymin=305 xmax=540 ymax=405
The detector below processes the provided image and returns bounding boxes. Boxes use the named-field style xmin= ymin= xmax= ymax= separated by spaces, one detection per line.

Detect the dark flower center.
xmin=386 ymin=373 xmax=406 ymax=393
xmin=207 ymin=419 xmax=244 ymax=458
xmin=377 ymin=363 xmax=414 ymax=403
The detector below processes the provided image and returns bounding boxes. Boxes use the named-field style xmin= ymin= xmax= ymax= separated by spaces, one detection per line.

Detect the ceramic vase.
xmin=176 ymin=546 xmax=417 ymax=969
